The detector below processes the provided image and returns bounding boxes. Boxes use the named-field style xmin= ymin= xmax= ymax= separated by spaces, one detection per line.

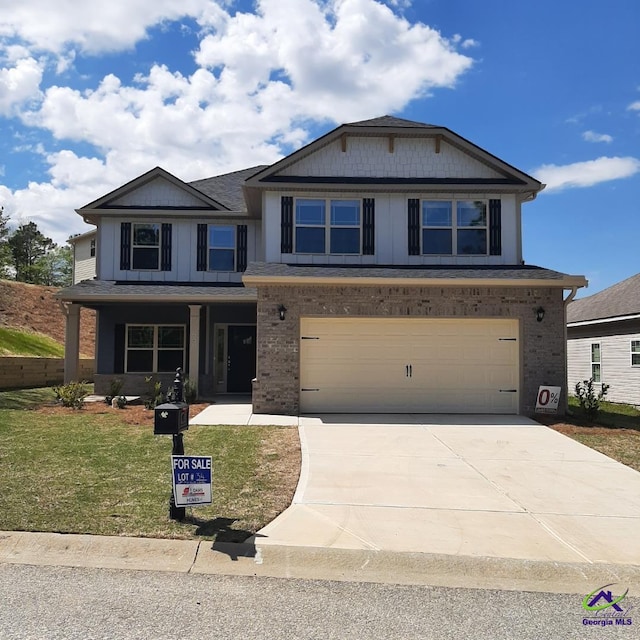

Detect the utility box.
xmin=154 ymin=401 xmax=189 ymax=435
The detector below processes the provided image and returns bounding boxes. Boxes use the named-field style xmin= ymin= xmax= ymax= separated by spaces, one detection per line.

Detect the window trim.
xmin=420 ymin=199 xmax=488 ymax=256
xmin=591 ymin=342 xmax=602 ymax=382
xmin=631 ymin=340 xmax=640 ymax=367
xmin=207 ymin=224 xmax=236 ymax=272
xmin=294 ymin=198 xmax=362 ymax=255
xmin=124 ymin=324 xmax=186 ymax=374
xmin=131 ymin=222 xmax=161 ymax=271
xmin=90 ymin=238 xmax=96 ymax=257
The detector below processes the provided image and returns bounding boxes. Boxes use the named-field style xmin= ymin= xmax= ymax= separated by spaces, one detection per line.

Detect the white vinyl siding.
xmin=568 ymin=332 xmax=640 ymax=406
xmin=98 ymin=218 xmax=260 ymax=283
xmin=263 ymin=192 xmax=520 ymax=265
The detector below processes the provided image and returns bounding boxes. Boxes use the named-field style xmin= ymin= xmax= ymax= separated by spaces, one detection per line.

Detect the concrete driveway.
xmin=254 ymin=414 xmax=640 ymax=567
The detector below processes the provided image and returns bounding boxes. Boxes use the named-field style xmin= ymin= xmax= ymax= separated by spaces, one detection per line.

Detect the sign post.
xmin=171 ymin=456 xmax=213 ymax=507
xmin=535 ymin=386 xmax=562 ymax=414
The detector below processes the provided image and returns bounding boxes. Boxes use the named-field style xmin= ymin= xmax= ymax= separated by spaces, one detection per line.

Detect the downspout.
xmin=563 ymin=286 xmax=579 ymax=414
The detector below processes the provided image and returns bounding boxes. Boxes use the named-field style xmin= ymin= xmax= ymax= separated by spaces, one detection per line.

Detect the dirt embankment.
xmin=0 ymin=280 xmax=95 ymax=358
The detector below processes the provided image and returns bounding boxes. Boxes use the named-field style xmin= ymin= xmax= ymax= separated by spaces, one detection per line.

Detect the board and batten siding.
xmin=98 ymin=218 xmax=260 ymax=282
xmin=263 ymin=191 xmax=519 ymax=265
xmin=567 ymin=326 xmax=640 ymax=406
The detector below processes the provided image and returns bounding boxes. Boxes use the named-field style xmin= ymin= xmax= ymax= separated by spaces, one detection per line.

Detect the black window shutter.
xmin=161 ymin=223 xmax=172 ymax=271
xmin=196 ymin=224 xmax=207 ymax=271
xmin=236 ymin=224 xmax=248 ymax=272
xmin=120 ymin=222 xmax=131 ymax=270
xmin=489 ymin=199 xmax=502 ymax=256
xmin=408 ymin=199 xmax=420 ymax=256
xmin=362 ymin=198 xmax=375 ymax=255
xmin=114 ymin=324 xmax=125 ymax=374
xmin=281 ymin=196 xmax=293 ymax=253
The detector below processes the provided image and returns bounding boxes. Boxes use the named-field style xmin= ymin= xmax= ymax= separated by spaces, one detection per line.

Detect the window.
xmin=208 ymin=226 xmax=235 ymax=271
xmin=295 ymin=199 xmax=361 ymax=254
xmin=125 ymin=325 xmax=185 ymax=373
xmin=632 ymin=340 xmax=640 ymax=366
xmin=132 ymin=223 xmax=160 ymax=270
xmin=591 ymin=343 xmax=601 ymax=382
xmin=90 ymin=239 xmax=96 ymax=257
xmin=421 ymin=200 xmax=487 ymax=255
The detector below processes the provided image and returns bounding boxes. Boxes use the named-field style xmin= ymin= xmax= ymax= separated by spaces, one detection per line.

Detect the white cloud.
xmin=0 ymin=56 xmax=43 ymax=115
xmin=0 ymin=0 xmax=475 ymax=244
xmin=532 ymin=157 xmax=640 ymax=192
xmin=628 ymin=101 xmax=640 ymax=112
xmin=0 ymin=0 xmax=212 ymax=54
xmin=582 ymin=130 xmax=613 ymax=143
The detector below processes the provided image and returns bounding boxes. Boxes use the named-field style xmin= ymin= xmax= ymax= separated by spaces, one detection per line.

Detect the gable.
xmin=109 ymin=176 xmax=213 ymax=208
xmin=276 ymin=136 xmax=505 ymax=180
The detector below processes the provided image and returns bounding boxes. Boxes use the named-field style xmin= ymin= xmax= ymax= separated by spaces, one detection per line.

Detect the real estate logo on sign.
xmin=171 ymin=455 xmax=212 ymax=507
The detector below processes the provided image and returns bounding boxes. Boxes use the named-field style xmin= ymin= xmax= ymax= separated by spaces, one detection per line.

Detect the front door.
xmin=227 ymin=325 xmax=257 ymax=393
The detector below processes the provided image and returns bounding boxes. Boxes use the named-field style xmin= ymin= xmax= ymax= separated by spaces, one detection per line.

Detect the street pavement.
xmin=2 ymin=563 xmax=639 ymax=640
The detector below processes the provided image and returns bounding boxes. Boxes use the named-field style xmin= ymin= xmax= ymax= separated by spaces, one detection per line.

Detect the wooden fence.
xmin=0 ymin=358 xmax=95 ymax=390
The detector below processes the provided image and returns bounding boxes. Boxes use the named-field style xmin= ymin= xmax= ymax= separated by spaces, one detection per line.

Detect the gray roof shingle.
xmin=57 ymin=280 xmax=256 ymax=302
xmin=347 ymin=115 xmax=440 ymax=129
xmin=567 ymin=273 xmax=640 ymax=323
xmin=243 ymin=262 xmax=580 ymax=282
xmin=189 ymin=165 xmax=268 ymax=210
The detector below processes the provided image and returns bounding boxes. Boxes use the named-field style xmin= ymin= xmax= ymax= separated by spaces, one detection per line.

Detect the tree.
xmin=36 ymin=245 xmax=73 ymax=287
xmin=8 ymin=221 xmax=57 ymax=284
xmin=0 ymin=207 xmax=12 ymax=279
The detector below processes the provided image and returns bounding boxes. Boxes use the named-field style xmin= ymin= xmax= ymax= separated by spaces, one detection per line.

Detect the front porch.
xmin=58 ymin=280 xmax=258 ymax=401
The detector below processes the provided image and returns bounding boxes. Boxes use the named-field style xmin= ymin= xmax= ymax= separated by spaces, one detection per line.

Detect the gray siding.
xmin=568 ymin=320 xmax=640 ymax=405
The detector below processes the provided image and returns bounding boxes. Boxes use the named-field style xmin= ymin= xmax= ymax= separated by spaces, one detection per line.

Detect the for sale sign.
xmin=535 ymin=386 xmax=561 ymax=414
xmin=171 ymin=456 xmax=212 ymax=507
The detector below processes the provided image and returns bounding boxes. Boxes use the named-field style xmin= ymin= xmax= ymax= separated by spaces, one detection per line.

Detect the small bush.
xmin=144 ymin=376 xmax=164 ymax=409
xmin=53 ymin=381 xmax=88 ymax=410
xmin=183 ymin=377 xmax=198 ymax=404
xmin=575 ymin=378 xmax=610 ymax=421
xmin=108 ymin=377 xmax=124 ymax=397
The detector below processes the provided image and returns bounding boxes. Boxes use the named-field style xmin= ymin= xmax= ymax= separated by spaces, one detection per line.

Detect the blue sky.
xmin=0 ymin=0 xmax=638 ymax=296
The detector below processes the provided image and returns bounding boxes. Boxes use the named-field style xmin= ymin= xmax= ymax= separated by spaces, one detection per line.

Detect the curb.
xmin=2 ymin=531 xmax=639 ymax=595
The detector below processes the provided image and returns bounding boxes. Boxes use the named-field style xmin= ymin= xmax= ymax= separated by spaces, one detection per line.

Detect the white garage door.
xmin=299 ymin=317 xmax=519 ymax=414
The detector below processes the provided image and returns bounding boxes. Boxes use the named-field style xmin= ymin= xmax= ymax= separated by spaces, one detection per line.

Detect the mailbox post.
xmin=154 ymin=368 xmax=190 ymax=521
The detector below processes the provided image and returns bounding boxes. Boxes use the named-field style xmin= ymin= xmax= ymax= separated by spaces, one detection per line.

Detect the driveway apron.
xmin=255 ymin=415 xmax=640 ymax=566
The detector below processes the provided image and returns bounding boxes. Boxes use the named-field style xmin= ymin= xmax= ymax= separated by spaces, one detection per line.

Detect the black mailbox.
xmin=154 ymin=401 xmax=189 ymax=435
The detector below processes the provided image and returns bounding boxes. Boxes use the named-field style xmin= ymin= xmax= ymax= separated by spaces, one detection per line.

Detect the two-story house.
xmin=58 ymin=115 xmax=586 ymax=415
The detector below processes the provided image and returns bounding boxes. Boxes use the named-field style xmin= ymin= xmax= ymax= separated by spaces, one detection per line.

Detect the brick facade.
xmin=252 ymin=284 xmax=566 ymax=416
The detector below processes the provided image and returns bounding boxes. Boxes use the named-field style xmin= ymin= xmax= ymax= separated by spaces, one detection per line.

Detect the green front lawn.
xmin=0 ymin=327 xmax=65 ymax=357
xmin=0 ymin=389 xmax=300 ymax=541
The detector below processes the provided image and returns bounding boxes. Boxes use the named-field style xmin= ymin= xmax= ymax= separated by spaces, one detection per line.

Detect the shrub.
xmin=144 ymin=376 xmax=164 ymax=410
xmin=183 ymin=377 xmax=198 ymax=404
xmin=575 ymin=378 xmax=610 ymax=421
xmin=105 ymin=377 xmax=124 ymax=405
xmin=53 ymin=381 xmax=88 ymax=410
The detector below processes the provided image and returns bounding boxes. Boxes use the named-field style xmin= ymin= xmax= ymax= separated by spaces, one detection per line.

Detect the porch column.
xmin=188 ymin=305 xmax=202 ymax=393
xmin=63 ymin=303 xmax=80 ymax=383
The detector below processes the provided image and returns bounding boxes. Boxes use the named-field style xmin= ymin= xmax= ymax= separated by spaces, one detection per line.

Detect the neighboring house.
xmin=58 ymin=115 xmax=586 ymax=415
xmin=567 ymin=273 xmax=640 ymax=406
xmin=68 ymin=229 xmax=97 ymax=284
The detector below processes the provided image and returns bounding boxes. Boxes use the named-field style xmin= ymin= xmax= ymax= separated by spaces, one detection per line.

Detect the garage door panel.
xmin=300 ymin=317 xmax=519 ymax=414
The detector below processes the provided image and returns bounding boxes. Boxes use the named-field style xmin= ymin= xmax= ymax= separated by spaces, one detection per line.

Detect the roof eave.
xmin=242 ymin=274 xmax=588 ymax=288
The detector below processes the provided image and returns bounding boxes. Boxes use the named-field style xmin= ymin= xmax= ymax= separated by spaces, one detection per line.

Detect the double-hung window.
xmin=295 ymin=199 xmax=361 ymax=254
xmin=132 ymin=223 xmax=160 ymax=269
xmin=125 ymin=325 xmax=185 ymax=373
xmin=208 ymin=226 xmax=235 ymax=271
xmin=632 ymin=340 xmax=640 ymax=367
xmin=422 ymin=200 xmax=487 ymax=255
xmin=591 ymin=343 xmax=602 ymax=382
